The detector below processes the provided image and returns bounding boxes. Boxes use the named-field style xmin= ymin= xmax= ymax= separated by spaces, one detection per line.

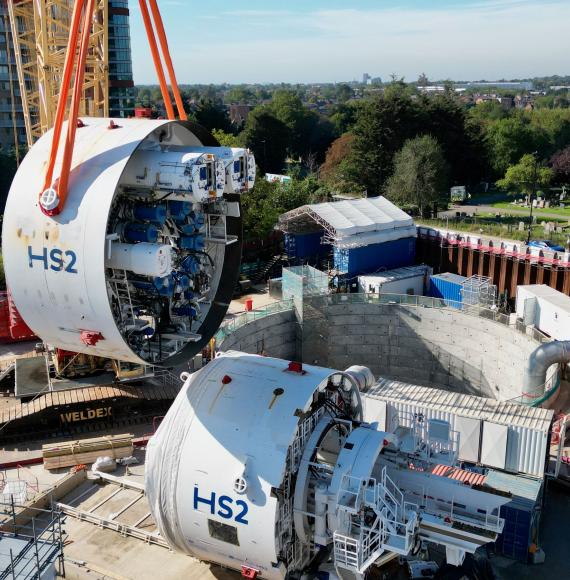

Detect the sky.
xmin=129 ymin=0 xmax=570 ymax=85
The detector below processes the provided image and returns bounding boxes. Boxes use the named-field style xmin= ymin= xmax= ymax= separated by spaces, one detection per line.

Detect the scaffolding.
xmin=0 ymin=497 xmax=65 ymax=579
xmin=282 ymin=266 xmax=329 ymax=318
xmin=462 ymin=275 xmax=497 ymax=308
xmin=8 ymin=0 xmax=109 ymax=147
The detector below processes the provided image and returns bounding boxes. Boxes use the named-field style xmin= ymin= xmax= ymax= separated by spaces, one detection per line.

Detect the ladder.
xmin=109 ymin=271 xmax=136 ymax=327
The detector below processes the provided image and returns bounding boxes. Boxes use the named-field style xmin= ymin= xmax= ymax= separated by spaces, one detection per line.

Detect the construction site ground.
xmin=227 ymin=284 xmax=278 ymax=316
xmin=0 ymin=288 xmax=569 ymax=578
xmin=1 ymin=440 xmax=569 ymax=580
xmin=2 ymin=447 xmax=241 ymax=580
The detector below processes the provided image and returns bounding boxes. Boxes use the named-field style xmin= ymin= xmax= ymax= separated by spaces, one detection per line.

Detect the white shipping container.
xmin=516 ymin=284 xmax=570 ymax=340
xmin=358 ymin=265 xmax=432 ymax=295
xmin=364 ymin=379 xmax=553 ymax=478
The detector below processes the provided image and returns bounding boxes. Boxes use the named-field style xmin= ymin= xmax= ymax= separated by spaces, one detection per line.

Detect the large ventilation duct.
xmin=523 ymin=340 xmax=570 ymax=396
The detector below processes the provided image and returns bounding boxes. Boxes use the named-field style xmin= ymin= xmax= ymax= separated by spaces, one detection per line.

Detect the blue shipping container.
xmin=333 ymin=237 xmax=416 ymax=277
xmin=284 ymin=231 xmax=330 ymax=262
xmin=428 ymin=273 xmax=467 ymax=308
xmin=495 ymin=506 xmax=533 ymax=562
xmin=485 ymin=469 xmax=543 ymax=563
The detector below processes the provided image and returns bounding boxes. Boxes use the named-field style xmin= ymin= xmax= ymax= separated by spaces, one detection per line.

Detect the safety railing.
xmin=0 ymin=502 xmax=64 ymax=580
xmin=506 ymin=372 xmax=561 ymax=407
xmin=380 ymin=467 xmax=404 ymax=522
xmin=417 ymin=494 xmax=503 ymax=536
xmin=333 ymin=532 xmax=360 ymax=570
xmin=217 ymin=292 xmax=552 ymax=344
xmin=449 ymin=502 xmax=504 ymax=535
xmin=214 ymin=299 xmax=294 ymax=342
xmin=322 ymin=292 xmax=551 ymax=342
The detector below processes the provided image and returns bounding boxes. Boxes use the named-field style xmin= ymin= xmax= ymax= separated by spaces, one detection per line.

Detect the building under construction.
xmin=0 ymin=0 xmax=134 ymax=151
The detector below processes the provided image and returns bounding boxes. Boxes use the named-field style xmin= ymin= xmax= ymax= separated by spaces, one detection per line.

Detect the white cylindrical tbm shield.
xmin=145 ymin=351 xmax=364 ymax=579
xmin=2 ymin=118 xmax=254 ymax=365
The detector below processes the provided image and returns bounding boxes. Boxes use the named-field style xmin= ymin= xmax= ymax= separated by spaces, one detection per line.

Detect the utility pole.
xmin=526 ymin=151 xmax=539 ymax=246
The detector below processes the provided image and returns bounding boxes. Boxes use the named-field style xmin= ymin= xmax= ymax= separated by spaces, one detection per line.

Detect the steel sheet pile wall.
xmin=364 ymin=379 xmax=553 ymax=478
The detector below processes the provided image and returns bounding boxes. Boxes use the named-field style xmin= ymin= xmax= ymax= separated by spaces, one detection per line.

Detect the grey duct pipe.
xmin=523 ymin=341 xmax=570 ymax=396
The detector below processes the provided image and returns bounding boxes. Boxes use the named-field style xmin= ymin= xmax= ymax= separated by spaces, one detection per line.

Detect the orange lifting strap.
xmin=40 ymin=0 xmax=187 ymax=216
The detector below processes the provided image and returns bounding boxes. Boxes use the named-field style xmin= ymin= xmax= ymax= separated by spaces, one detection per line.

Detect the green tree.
xmin=225 ymin=86 xmax=256 ymax=104
xmin=267 ymin=90 xmax=311 ymax=158
xmin=242 ymin=109 xmax=291 ymax=175
xmin=383 ymin=77 xmax=416 ymax=99
xmin=345 ymin=91 xmax=483 ymax=196
xmin=189 ymin=98 xmax=232 ymax=133
xmin=417 ymin=72 xmax=429 ymax=87
xmin=468 ymin=100 xmax=509 ymax=124
xmin=344 ymin=92 xmax=424 ymax=195
xmin=335 ymin=83 xmax=353 ymax=103
xmin=329 ymin=102 xmax=359 ymax=135
xmin=385 ymin=135 xmax=448 ymax=215
xmin=496 ymin=154 xmax=552 ymax=201
xmin=422 ymin=95 xmax=486 ymax=187
xmin=526 ymin=108 xmax=570 ymax=158
xmin=484 ymin=117 xmax=538 ymax=175
xmin=211 ymin=129 xmax=243 ymax=148
xmin=267 ymin=90 xmax=334 ymax=160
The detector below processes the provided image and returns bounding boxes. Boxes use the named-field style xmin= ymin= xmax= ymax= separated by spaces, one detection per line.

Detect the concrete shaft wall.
xmin=217 ymin=310 xmax=298 ymax=360
xmin=302 ymin=298 xmax=541 ymax=400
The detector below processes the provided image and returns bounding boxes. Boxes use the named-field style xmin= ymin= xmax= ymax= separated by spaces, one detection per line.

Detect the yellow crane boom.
xmin=8 ymin=0 xmax=109 ymax=147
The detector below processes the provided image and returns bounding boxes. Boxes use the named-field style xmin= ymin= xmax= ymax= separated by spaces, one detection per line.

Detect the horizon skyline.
xmin=129 ymin=0 xmax=569 ymax=85
xmin=131 ymin=76 xmax=564 ymax=88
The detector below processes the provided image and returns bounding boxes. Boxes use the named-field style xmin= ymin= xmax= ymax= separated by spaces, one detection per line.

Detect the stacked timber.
xmin=42 ymin=433 xmax=134 ymax=470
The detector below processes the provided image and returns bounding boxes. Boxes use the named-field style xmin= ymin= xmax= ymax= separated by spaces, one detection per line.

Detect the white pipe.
xmin=523 ymin=341 xmax=570 ymax=396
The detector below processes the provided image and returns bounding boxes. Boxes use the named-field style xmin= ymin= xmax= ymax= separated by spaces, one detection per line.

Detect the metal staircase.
xmin=333 ymin=467 xmax=418 ymax=576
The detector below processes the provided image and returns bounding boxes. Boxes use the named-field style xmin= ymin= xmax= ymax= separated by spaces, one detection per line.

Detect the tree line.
xmin=2 ymin=80 xmax=570 ymax=244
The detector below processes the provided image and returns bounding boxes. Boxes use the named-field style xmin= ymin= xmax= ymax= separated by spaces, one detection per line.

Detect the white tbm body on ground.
xmin=146 ymin=351 xmax=509 ymax=579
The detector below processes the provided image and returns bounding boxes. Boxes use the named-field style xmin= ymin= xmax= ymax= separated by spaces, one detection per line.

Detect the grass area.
xmin=417 ymin=216 xmax=569 ymax=246
xmin=490 ymin=201 xmax=570 ymax=217
xmin=476 ymin=211 xmax=568 ymax=223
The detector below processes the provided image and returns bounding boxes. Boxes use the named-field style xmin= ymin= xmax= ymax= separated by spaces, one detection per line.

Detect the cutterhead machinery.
xmin=146 ymin=352 xmax=509 ymax=579
xmin=2 ymin=118 xmax=255 ymax=365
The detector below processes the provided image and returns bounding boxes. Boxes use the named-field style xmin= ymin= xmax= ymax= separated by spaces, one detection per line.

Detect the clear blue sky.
xmin=129 ymin=0 xmax=569 ymax=84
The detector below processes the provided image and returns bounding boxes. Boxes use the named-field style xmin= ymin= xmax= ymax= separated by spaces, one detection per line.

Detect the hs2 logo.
xmin=28 ymin=246 xmax=78 ymax=273
xmin=193 ymin=486 xmax=249 ymax=525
